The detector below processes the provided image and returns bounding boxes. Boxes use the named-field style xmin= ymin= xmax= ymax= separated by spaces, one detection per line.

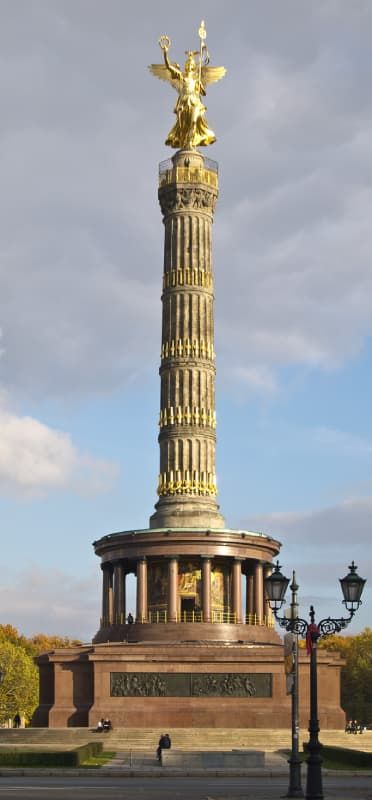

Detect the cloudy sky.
xmin=0 ymin=0 xmax=371 ymax=640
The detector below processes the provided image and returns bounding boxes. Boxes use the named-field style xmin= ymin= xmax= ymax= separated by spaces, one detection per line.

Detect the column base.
xmin=150 ymin=496 xmax=225 ymax=529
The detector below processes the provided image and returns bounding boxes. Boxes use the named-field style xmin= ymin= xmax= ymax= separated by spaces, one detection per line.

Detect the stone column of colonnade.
xmin=113 ymin=561 xmax=126 ymax=624
xmin=101 ymin=564 xmax=113 ymax=627
xmin=254 ymin=561 xmax=264 ymax=623
xmin=231 ymin=559 xmax=243 ymax=623
xmin=246 ymin=568 xmax=255 ymax=622
xmin=263 ymin=563 xmax=275 ymax=626
xmin=167 ymin=557 xmax=178 ymax=622
xmin=136 ymin=558 xmax=148 ymax=622
xmin=100 ymin=556 xmax=272 ymax=627
xmin=245 ymin=560 xmax=272 ymax=624
xmin=101 ymin=562 xmax=128 ymax=626
xmin=150 ymin=149 xmax=225 ymax=530
xmin=201 ymin=557 xmax=212 ymax=622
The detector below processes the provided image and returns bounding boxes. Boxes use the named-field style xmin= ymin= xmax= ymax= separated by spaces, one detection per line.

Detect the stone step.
xmin=1 ymin=728 xmax=371 ymax=753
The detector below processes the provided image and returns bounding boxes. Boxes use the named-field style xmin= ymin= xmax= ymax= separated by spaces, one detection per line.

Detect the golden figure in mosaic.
xmin=149 ymin=21 xmax=226 ymax=149
xmin=178 ymin=563 xmax=201 ymax=597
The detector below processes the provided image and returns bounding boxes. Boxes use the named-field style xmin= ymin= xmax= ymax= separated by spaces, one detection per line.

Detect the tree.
xmin=0 ymin=625 xmax=82 ymax=725
xmin=0 ymin=639 xmax=39 ymax=725
xmin=0 ymin=625 xmax=81 ymax=657
xmin=317 ymin=628 xmax=372 ymax=724
xmin=340 ymin=628 xmax=372 ymax=724
xmin=26 ymin=633 xmax=81 ymax=657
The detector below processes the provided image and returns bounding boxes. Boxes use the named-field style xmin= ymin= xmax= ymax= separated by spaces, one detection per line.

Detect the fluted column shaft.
xmin=150 ymin=150 xmax=224 ymax=529
xmin=231 ymin=559 xmax=242 ymax=623
xmin=136 ymin=558 xmax=148 ymax=622
xmin=113 ymin=561 xmax=126 ymax=625
xmin=201 ymin=557 xmax=212 ymax=622
xmin=254 ymin=561 xmax=264 ymax=623
xmin=167 ymin=557 xmax=179 ymax=622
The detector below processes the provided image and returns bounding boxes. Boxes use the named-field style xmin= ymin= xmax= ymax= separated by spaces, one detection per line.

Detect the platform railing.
xmin=159 ymin=155 xmax=218 ymax=177
xmin=101 ymin=612 xmax=275 ymax=627
xmin=158 ymin=164 xmax=218 ymax=189
xmin=245 ymin=613 xmax=275 ymax=628
xmin=211 ymin=610 xmax=236 ymax=624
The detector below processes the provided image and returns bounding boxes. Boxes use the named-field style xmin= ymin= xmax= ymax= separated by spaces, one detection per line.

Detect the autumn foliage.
xmin=0 ymin=624 xmax=371 ymax=725
xmin=298 ymin=628 xmax=372 ymax=724
xmin=0 ymin=625 xmax=81 ymax=725
xmin=318 ymin=628 xmax=372 ymax=724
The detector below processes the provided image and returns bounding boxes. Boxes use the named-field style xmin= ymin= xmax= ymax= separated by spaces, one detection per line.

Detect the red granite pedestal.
xmin=33 ymin=636 xmax=345 ymax=730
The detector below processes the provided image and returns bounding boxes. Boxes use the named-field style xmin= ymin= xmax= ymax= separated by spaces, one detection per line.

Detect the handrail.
xmin=159 ymin=156 xmax=218 ymax=176
xmin=101 ymin=612 xmax=275 ymax=628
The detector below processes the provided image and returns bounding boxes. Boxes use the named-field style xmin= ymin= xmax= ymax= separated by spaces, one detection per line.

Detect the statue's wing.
xmin=148 ymin=64 xmax=179 ymax=91
xmin=201 ymin=65 xmax=227 ymax=86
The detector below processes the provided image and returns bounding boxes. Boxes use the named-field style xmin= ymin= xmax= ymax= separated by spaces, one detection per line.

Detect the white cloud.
xmin=0 ymin=404 xmax=119 ymax=497
xmin=243 ymin=495 xmax=372 ymax=630
xmin=231 ymin=365 xmax=278 ymax=393
xmin=0 ymin=566 xmax=99 ymax=641
xmin=0 ymin=565 xmax=137 ymax=642
xmin=312 ymin=427 xmax=372 ymax=457
xmin=0 ymin=4 xmax=371 ymax=397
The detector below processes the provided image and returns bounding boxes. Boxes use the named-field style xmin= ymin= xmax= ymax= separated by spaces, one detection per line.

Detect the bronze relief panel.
xmin=111 ymin=672 xmax=272 ymax=698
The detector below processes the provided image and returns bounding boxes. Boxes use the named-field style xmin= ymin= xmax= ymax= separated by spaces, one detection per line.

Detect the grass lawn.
xmin=282 ymin=750 xmax=372 ymax=772
xmin=321 ymin=757 xmax=372 ymax=771
xmin=81 ymin=751 xmax=116 ymax=768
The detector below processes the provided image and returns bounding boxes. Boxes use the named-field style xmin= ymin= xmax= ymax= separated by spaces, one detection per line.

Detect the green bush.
xmin=0 ymin=742 xmax=103 ymax=767
xmin=303 ymin=743 xmax=372 ymax=768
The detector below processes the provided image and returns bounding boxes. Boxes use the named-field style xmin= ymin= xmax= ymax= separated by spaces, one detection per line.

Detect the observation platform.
xmin=93 ymin=526 xmax=281 ymax=644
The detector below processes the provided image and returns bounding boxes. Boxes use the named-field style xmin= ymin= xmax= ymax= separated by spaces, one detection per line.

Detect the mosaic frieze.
xmin=178 ymin=562 xmax=201 ymax=604
xmin=147 ymin=562 xmax=168 ymax=607
xmin=211 ymin=565 xmax=227 ymax=611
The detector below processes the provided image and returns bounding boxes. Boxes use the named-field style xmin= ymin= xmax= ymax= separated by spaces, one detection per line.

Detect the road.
xmin=0 ymin=776 xmax=371 ymax=799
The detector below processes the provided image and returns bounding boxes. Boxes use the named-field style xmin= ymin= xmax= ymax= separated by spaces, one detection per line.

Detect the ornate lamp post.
xmin=287 ymin=572 xmax=303 ymax=798
xmin=265 ymin=561 xmax=366 ymax=800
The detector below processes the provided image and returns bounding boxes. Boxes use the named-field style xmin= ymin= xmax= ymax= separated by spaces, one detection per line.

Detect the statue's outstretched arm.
xmin=163 ymin=48 xmax=181 ymax=81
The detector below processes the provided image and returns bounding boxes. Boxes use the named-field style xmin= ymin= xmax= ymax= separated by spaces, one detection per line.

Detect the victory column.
xmin=93 ymin=21 xmax=282 ymax=642
xmin=149 ymin=23 xmax=226 ymax=529
xmin=33 ymin=24 xmax=345 ymax=732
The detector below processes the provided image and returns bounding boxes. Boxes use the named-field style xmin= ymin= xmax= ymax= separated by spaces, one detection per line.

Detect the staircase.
xmin=1 ymin=728 xmax=371 ymax=753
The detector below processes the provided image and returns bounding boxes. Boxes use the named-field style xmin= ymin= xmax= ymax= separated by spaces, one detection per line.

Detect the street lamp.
xmin=265 ymin=561 xmax=366 ymax=800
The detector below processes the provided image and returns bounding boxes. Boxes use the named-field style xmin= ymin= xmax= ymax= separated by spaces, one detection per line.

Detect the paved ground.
xmin=0 ymin=776 xmax=371 ymax=799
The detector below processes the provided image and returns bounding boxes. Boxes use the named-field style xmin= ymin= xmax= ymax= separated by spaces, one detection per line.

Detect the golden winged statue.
xmin=149 ymin=21 xmax=226 ymax=149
